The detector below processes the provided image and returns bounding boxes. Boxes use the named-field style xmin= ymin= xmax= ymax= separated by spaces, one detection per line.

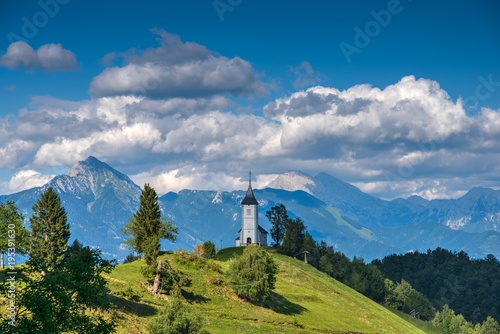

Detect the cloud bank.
xmin=2 ymin=31 xmax=500 ymax=200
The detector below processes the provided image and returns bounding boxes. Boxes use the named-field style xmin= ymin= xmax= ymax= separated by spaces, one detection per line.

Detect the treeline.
xmin=266 ymin=204 xmax=500 ymax=330
xmin=372 ymin=248 xmax=500 ymax=323
xmin=266 ymin=204 xmax=434 ymax=317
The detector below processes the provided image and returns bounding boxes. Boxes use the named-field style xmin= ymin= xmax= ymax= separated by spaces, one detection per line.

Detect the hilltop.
xmin=105 ymin=247 xmax=436 ymax=334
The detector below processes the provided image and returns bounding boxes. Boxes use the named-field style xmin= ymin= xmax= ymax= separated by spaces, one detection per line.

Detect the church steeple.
xmin=241 ymin=171 xmax=258 ymax=205
xmin=236 ymin=171 xmax=268 ymax=247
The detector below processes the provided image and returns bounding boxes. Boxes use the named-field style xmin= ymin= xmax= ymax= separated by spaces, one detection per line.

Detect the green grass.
xmin=105 ymin=247 xmax=434 ymax=333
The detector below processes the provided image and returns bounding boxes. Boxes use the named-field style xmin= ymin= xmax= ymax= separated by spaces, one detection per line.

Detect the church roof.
xmin=258 ymin=225 xmax=268 ymax=234
xmin=241 ymin=182 xmax=259 ymax=205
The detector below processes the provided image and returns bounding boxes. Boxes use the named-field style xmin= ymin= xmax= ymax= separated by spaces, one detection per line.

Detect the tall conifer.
xmin=124 ymin=184 xmax=177 ymax=266
xmin=28 ymin=186 xmax=70 ymax=271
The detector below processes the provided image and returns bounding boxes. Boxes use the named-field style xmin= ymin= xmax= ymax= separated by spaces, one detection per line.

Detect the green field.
xmin=105 ymin=247 xmax=439 ymax=334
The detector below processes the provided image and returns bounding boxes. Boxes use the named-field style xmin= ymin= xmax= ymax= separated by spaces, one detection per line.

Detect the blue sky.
xmin=0 ymin=0 xmax=499 ymax=199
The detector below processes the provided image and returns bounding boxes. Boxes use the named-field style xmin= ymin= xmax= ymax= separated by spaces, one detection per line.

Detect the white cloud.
xmin=2 ymin=74 xmax=500 ymax=199
xmin=6 ymin=170 xmax=55 ymax=194
xmin=89 ymin=30 xmax=264 ymax=98
xmin=0 ymin=41 xmax=77 ymax=71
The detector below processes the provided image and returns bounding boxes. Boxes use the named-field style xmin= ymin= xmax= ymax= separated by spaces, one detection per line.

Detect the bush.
xmin=228 ymin=245 xmax=278 ymax=302
xmin=123 ymin=253 xmax=142 ymax=264
xmin=202 ymin=241 xmax=217 ymax=259
xmin=148 ymin=289 xmax=209 ymax=334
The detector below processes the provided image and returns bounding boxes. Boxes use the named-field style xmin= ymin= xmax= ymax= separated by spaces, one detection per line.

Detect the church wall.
xmin=241 ymin=204 xmax=258 ymax=245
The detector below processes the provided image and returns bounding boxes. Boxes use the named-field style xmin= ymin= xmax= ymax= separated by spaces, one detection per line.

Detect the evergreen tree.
xmin=28 ymin=187 xmax=70 ymax=271
xmin=0 ymin=201 xmax=29 ymax=269
xmin=266 ymin=204 xmax=289 ymax=247
xmin=123 ymin=184 xmax=178 ymax=266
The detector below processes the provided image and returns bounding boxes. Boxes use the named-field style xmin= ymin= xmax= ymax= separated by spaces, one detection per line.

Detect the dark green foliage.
xmin=202 ymin=241 xmax=217 ymax=259
xmin=148 ymin=288 xmax=209 ymax=334
xmin=266 ymin=204 xmax=289 ymax=247
xmin=280 ymin=217 xmax=306 ymax=256
xmin=228 ymin=244 xmax=278 ymax=302
xmin=0 ymin=201 xmax=29 ymax=269
xmin=123 ymin=184 xmax=178 ymax=266
xmin=123 ymin=253 xmax=142 ymax=264
xmin=28 ymin=187 xmax=70 ymax=271
xmin=274 ymin=205 xmax=388 ymax=303
xmin=347 ymin=258 xmax=387 ymax=303
xmin=0 ymin=244 xmax=116 ymax=333
xmin=384 ymin=279 xmax=435 ymax=320
xmin=142 ymin=260 xmax=183 ymax=295
xmin=373 ymin=248 xmax=500 ymax=323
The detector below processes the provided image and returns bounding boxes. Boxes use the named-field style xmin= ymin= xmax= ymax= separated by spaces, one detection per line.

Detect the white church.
xmin=235 ymin=173 xmax=268 ymax=247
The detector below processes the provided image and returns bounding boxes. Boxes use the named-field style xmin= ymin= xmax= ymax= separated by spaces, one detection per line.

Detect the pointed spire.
xmin=241 ymin=171 xmax=258 ymax=205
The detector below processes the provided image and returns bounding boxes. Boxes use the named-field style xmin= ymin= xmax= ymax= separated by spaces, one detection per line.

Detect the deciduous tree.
xmin=0 ymin=201 xmax=28 ymax=268
xmin=266 ymin=204 xmax=289 ymax=247
xmin=228 ymin=244 xmax=278 ymax=302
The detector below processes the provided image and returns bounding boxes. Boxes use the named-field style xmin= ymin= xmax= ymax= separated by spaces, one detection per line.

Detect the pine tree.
xmin=28 ymin=187 xmax=70 ymax=271
xmin=0 ymin=201 xmax=29 ymax=269
xmin=123 ymin=184 xmax=178 ymax=294
xmin=124 ymin=184 xmax=178 ymax=266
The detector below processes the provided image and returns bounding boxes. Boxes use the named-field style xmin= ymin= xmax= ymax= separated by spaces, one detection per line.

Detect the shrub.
xmin=148 ymin=289 xmax=209 ymax=334
xmin=228 ymin=245 xmax=278 ymax=302
xmin=202 ymin=241 xmax=217 ymax=259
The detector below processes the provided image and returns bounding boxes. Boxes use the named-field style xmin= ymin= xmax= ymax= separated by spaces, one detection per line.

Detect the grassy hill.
xmin=105 ymin=247 xmax=436 ymax=334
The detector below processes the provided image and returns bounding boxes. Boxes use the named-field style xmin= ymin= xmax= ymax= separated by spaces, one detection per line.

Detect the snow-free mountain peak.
xmin=266 ymin=171 xmax=315 ymax=194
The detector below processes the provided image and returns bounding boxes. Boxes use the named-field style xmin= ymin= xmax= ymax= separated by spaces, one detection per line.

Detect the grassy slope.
xmin=105 ymin=247 xmax=432 ymax=334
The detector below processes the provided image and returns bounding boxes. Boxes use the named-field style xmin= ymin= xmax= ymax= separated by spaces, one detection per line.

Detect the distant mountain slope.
xmin=267 ymin=172 xmax=500 ymax=233
xmin=1 ymin=157 xmax=499 ymax=262
xmin=0 ymin=157 xmax=141 ymax=259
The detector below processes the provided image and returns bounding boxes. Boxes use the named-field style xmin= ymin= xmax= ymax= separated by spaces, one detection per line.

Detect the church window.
xmin=247 ymin=208 xmax=251 ymax=215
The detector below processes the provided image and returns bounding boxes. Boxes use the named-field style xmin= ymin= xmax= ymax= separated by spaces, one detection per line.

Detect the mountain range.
xmin=1 ymin=157 xmax=499 ymax=261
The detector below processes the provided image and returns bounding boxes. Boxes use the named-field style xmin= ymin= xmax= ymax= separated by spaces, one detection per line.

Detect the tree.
xmin=266 ymin=204 xmax=289 ymax=247
xmin=123 ymin=184 xmax=178 ymax=266
xmin=228 ymin=244 xmax=278 ymax=302
xmin=123 ymin=184 xmax=178 ymax=294
xmin=481 ymin=316 xmax=500 ymax=334
xmin=202 ymin=240 xmax=217 ymax=259
xmin=280 ymin=217 xmax=306 ymax=256
xmin=0 ymin=201 xmax=29 ymax=269
xmin=28 ymin=187 xmax=70 ymax=271
xmin=1 ymin=244 xmax=116 ymax=333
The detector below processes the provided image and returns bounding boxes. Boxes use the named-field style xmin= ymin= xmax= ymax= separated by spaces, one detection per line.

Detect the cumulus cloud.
xmin=90 ymin=30 xmax=265 ymax=98
xmin=6 ymin=170 xmax=55 ymax=194
xmin=2 ymin=75 xmax=500 ymax=199
xmin=0 ymin=41 xmax=77 ymax=71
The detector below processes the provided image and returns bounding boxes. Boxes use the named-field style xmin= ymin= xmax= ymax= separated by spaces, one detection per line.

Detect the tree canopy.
xmin=228 ymin=244 xmax=278 ymax=302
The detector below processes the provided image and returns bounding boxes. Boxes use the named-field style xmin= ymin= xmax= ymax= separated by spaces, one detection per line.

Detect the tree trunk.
xmin=152 ymin=260 xmax=162 ymax=294
xmin=1 ymin=253 xmax=4 ymax=269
